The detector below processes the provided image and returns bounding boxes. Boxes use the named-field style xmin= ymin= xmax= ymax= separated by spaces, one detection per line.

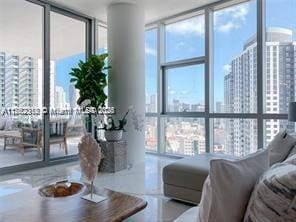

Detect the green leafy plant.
xmin=69 ymin=54 xmax=110 ymax=108
xmin=69 ymin=54 xmax=110 ymax=133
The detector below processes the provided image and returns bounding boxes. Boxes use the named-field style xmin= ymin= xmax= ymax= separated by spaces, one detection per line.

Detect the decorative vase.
xmin=104 ymin=130 xmax=123 ymax=141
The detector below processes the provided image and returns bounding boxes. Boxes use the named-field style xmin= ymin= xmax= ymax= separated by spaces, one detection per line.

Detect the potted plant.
xmin=101 ymin=110 xmax=129 ymax=141
xmin=100 ymin=107 xmax=144 ymax=141
xmin=69 ymin=54 xmax=110 ymax=134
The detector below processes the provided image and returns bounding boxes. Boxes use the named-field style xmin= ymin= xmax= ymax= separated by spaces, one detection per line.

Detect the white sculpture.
xmin=78 ymin=134 xmax=106 ymax=203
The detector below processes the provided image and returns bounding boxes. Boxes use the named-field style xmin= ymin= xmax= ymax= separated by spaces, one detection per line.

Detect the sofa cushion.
xmin=199 ymin=149 xmax=269 ymax=222
xmin=244 ymin=154 xmax=296 ymax=222
xmin=163 ymin=153 xmax=235 ymax=191
xmin=267 ymin=130 xmax=296 ymax=166
xmin=163 ymin=184 xmax=203 ymax=205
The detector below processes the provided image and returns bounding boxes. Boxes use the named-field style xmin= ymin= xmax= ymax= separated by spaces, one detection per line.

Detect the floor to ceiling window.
xmin=162 ymin=13 xmax=206 ymax=156
xmin=165 ymin=16 xmax=205 ymax=62
xmin=0 ymin=0 xmax=44 ymax=167
xmin=263 ymin=0 xmax=296 ymax=146
xmin=49 ymin=10 xmax=87 ymax=159
xmin=98 ymin=25 xmax=108 ymax=55
xmin=145 ymin=28 xmax=158 ymax=152
xmin=164 ymin=14 xmax=206 ymax=156
xmin=145 ymin=0 xmax=296 ymax=157
xmin=96 ymin=24 xmax=108 ymax=141
xmin=0 ymin=0 xmax=102 ymax=173
xmin=212 ymin=0 xmax=257 ymax=156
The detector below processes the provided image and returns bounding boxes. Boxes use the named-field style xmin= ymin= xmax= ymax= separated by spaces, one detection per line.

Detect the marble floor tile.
xmin=0 ymin=154 xmax=194 ymax=222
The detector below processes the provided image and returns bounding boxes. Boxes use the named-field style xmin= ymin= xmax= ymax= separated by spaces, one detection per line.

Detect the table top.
xmin=0 ymin=182 xmax=147 ymax=222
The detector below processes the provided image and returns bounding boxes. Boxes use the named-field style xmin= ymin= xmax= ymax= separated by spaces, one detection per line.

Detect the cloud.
xmin=169 ymin=90 xmax=176 ymax=95
xmin=166 ymin=16 xmax=204 ymax=36
xmin=165 ymin=3 xmax=250 ymax=36
xmin=145 ymin=44 xmax=157 ymax=56
xmin=214 ymin=3 xmax=250 ymax=33
xmin=223 ymin=64 xmax=231 ymax=73
xmin=217 ymin=22 xmax=237 ymax=33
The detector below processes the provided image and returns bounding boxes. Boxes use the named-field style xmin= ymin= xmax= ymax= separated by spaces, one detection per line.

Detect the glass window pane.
xmin=145 ymin=117 xmax=157 ymax=152
xmin=50 ymin=11 xmax=86 ymax=158
xmin=145 ymin=29 xmax=157 ymax=113
xmin=264 ymin=0 xmax=296 ymax=114
xmin=213 ymin=118 xmax=257 ymax=156
xmin=167 ymin=64 xmax=204 ymax=112
xmin=263 ymin=119 xmax=295 ymax=146
xmin=213 ymin=1 xmax=257 ymax=113
xmin=0 ymin=0 xmax=44 ymax=167
xmin=98 ymin=25 xmax=107 ymax=55
xmin=165 ymin=15 xmax=205 ymax=62
xmin=97 ymin=25 xmax=108 ymax=99
xmin=165 ymin=118 xmax=205 ymax=155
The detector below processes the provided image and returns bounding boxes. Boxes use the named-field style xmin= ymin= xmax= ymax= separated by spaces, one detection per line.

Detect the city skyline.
xmin=145 ymin=26 xmax=296 ymax=156
xmin=0 ymin=52 xmax=79 ymax=113
xmin=1 ymin=0 xmax=295 ymax=157
xmin=145 ymin=0 xmax=296 ymax=109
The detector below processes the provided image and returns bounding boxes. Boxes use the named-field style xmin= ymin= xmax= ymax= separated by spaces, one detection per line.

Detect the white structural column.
xmin=107 ymin=2 xmax=145 ymax=165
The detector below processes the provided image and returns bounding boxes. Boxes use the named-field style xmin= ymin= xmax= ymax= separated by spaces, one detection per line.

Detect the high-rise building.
xmin=0 ymin=52 xmax=38 ymax=108
xmin=69 ymin=83 xmax=80 ymax=109
xmin=37 ymin=59 xmax=55 ymax=108
xmin=216 ymin=101 xmax=225 ymax=113
xmin=224 ymin=27 xmax=296 ymax=156
xmin=0 ymin=52 xmax=5 ymax=108
xmin=55 ymin=85 xmax=68 ymax=109
xmin=0 ymin=52 xmax=71 ymax=116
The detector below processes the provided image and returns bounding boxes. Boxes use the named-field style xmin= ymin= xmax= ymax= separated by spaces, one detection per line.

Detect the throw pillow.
xmin=267 ymin=130 xmax=296 ymax=166
xmin=244 ymin=155 xmax=296 ymax=222
xmin=198 ymin=149 xmax=269 ymax=222
xmin=198 ymin=176 xmax=211 ymax=221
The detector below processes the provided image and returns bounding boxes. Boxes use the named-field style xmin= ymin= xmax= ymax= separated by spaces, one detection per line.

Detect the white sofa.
xmin=175 ymin=132 xmax=296 ymax=222
xmin=163 ymin=153 xmax=235 ymax=204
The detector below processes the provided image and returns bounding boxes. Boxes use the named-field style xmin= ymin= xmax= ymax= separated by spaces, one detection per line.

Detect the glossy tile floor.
xmin=0 ymin=154 xmax=193 ymax=222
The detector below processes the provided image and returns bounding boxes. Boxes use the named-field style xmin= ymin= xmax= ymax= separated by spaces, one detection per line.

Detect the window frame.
xmin=0 ymin=0 xmax=104 ymax=174
xmin=145 ymin=0 xmax=289 ymax=156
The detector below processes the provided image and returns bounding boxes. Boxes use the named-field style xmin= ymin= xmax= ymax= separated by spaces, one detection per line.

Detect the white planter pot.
xmin=104 ymin=130 xmax=123 ymax=141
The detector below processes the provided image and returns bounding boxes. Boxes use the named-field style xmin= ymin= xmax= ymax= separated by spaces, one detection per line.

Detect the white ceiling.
xmin=0 ymin=0 xmax=86 ymax=59
xmin=50 ymin=0 xmax=221 ymax=24
xmin=0 ymin=0 xmax=220 ymax=59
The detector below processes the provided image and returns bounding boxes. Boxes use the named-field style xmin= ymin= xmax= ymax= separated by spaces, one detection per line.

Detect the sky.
xmin=55 ymin=47 xmax=107 ymax=102
xmin=145 ymin=0 xmax=296 ymax=110
xmin=54 ymin=0 xmax=296 ymax=108
xmin=55 ymin=53 xmax=85 ymax=102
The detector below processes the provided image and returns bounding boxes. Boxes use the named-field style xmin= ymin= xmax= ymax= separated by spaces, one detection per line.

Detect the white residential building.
xmin=0 ymin=52 xmax=38 ymax=108
xmin=69 ymin=83 xmax=80 ymax=109
xmin=224 ymin=27 xmax=296 ymax=156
